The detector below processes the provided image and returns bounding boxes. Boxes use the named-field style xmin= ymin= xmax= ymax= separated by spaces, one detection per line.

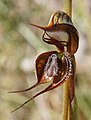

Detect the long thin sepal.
xmin=8 ymin=83 xmax=39 ymax=93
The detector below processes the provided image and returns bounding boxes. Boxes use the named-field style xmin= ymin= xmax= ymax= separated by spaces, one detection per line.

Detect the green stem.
xmin=62 ymin=81 xmax=69 ymax=120
xmin=68 ymin=96 xmax=71 ymax=120
xmin=64 ymin=0 xmax=72 ymax=17
xmin=62 ymin=0 xmax=72 ymax=120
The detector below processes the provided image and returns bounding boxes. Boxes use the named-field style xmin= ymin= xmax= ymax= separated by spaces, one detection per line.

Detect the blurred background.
xmin=0 ymin=0 xmax=91 ymax=120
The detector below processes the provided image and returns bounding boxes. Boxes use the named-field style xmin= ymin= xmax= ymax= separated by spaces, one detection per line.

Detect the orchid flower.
xmin=9 ymin=11 xmax=79 ymax=113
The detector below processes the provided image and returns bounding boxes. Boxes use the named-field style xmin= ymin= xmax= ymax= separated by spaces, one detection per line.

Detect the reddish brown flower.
xmin=9 ymin=11 xmax=79 ymax=112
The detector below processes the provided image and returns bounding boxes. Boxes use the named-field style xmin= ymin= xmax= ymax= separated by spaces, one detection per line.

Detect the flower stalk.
xmin=62 ymin=0 xmax=73 ymax=120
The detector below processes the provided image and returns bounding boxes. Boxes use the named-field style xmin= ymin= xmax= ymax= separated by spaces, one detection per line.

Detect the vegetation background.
xmin=0 ymin=0 xmax=91 ymax=120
